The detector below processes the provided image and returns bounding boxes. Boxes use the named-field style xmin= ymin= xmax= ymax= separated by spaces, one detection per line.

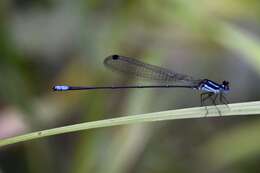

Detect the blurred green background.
xmin=1 ymin=0 xmax=260 ymax=173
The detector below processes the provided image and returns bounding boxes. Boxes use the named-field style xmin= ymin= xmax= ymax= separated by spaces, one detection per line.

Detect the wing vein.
xmin=104 ymin=55 xmax=201 ymax=84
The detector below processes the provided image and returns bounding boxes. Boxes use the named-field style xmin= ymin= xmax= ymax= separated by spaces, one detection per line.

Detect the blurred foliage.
xmin=1 ymin=0 xmax=260 ymax=173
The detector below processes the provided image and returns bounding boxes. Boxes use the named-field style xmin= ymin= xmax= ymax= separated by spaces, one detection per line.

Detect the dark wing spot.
xmin=112 ymin=55 xmax=119 ymax=60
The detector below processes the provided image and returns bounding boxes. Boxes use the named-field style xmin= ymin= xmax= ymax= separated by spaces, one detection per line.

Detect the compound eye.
xmin=223 ymin=81 xmax=229 ymax=86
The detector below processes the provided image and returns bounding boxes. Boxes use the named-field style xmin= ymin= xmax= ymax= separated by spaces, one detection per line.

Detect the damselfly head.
xmin=222 ymin=81 xmax=230 ymax=91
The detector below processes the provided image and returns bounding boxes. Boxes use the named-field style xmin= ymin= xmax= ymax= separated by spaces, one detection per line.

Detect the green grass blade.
xmin=1 ymin=101 xmax=260 ymax=148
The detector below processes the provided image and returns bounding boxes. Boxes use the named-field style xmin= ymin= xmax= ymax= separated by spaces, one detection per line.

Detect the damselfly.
xmin=53 ymin=55 xmax=230 ymax=114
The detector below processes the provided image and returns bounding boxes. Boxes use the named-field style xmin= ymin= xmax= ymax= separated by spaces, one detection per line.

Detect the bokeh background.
xmin=1 ymin=0 xmax=260 ymax=173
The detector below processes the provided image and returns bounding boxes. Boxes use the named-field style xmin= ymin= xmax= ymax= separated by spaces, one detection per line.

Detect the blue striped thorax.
xmin=198 ymin=79 xmax=229 ymax=94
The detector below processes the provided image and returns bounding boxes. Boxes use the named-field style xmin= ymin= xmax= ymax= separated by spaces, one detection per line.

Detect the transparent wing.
xmin=104 ymin=55 xmax=201 ymax=84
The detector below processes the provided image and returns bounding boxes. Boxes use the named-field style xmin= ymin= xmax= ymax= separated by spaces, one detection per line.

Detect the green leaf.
xmin=0 ymin=101 xmax=260 ymax=148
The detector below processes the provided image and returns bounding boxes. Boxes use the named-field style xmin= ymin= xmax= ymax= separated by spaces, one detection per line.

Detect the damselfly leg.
xmin=209 ymin=94 xmax=222 ymax=115
xmin=220 ymin=93 xmax=230 ymax=110
xmin=200 ymin=92 xmax=213 ymax=115
xmin=201 ymin=92 xmax=222 ymax=116
xmin=201 ymin=92 xmax=230 ymax=116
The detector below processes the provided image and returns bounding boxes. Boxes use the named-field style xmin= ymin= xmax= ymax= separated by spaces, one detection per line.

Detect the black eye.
xmin=223 ymin=81 xmax=229 ymax=85
xmin=112 ymin=55 xmax=119 ymax=60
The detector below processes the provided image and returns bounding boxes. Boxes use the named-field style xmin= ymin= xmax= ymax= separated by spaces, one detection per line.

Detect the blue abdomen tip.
xmin=53 ymin=85 xmax=70 ymax=91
